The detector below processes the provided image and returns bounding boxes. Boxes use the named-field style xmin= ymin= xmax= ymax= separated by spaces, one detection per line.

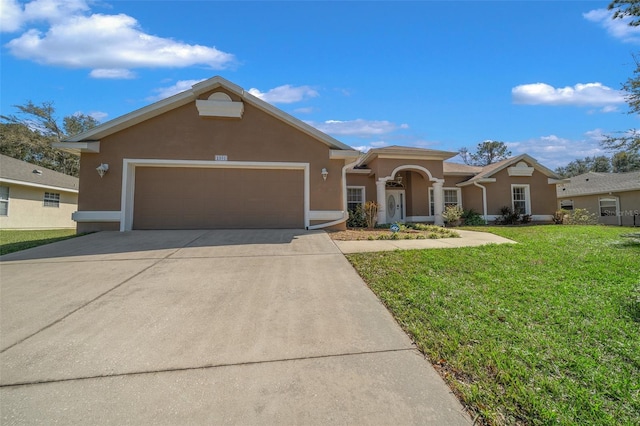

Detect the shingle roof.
xmin=557 ymin=171 xmax=640 ymax=197
xmin=0 ymin=154 xmax=79 ymax=192
xmin=443 ymin=162 xmax=482 ymax=175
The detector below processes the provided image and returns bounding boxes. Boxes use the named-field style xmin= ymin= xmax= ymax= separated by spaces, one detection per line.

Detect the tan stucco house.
xmin=347 ymin=147 xmax=560 ymax=226
xmin=557 ymin=171 xmax=640 ymax=226
xmin=56 ymin=76 xmax=560 ymax=232
xmin=0 ymin=154 xmax=79 ymax=229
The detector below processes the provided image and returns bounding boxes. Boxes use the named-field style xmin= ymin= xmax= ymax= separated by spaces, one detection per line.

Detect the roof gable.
xmin=59 ymin=76 xmax=354 ymax=152
xmin=0 ymin=155 xmax=79 ymax=192
xmin=459 ymin=154 xmax=559 ymax=185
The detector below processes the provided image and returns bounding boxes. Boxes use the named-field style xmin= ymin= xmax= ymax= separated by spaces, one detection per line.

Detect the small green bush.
xmin=461 ymin=209 xmax=486 ymax=226
xmin=347 ymin=204 xmax=368 ymax=228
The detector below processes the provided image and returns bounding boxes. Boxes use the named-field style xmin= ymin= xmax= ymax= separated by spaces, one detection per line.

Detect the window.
xmin=43 ymin=192 xmax=60 ymax=208
xmin=560 ymin=199 xmax=574 ymax=211
xmin=0 ymin=186 xmax=9 ymax=216
xmin=599 ymin=198 xmax=617 ymax=216
xmin=429 ymin=188 xmax=461 ymax=215
xmin=347 ymin=187 xmax=365 ymax=212
xmin=511 ymin=185 xmax=530 ymax=215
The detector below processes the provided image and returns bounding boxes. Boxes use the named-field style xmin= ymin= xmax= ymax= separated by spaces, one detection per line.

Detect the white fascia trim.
xmin=457 ymin=178 xmax=496 ymax=187
xmin=309 ymin=210 xmax=344 ymax=221
xmin=72 ymin=211 xmax=121 ymax=222
xmin=242 ymin=91 xmax=353 ymax=151
xmin=0 ymin=178 xmax=79 ymax=194
xmin=120 ymin=159 xmax=310 ymax=232
xmin=346 ymin=168 xmax=372 ymax=175
xmin=52 ymin=141 xmax=100 ymax=153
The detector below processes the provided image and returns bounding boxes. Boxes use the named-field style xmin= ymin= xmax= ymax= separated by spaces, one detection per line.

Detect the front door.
xmin=385 ymin=190 xmax=406 ymax=223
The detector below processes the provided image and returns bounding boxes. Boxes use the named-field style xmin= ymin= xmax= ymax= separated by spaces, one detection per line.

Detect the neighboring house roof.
xmin=57 ymin=76 xmax=356 ymax=154
xmin=456 ymin=154 xmax=560 ymax=186
xmin=557 ymin=171 xmax=640 ymax=197
xmin=0 ymin=154 xmax=79 ymax=193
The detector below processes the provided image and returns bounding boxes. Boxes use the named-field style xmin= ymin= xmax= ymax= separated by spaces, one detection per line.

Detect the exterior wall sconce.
xmin=396 ymin=175 xmax=403 ymax=184
xmin=96 ymin=163 xmax=109 ymax=178
xmin=321 ymin=168 xmax=328 ymax=181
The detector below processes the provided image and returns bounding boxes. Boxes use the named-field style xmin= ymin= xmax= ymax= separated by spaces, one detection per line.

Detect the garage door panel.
xmin=133 ymin=167 xmax=304 ymax=229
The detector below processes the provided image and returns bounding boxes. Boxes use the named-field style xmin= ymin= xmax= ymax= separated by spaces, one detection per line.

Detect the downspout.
xmin=307 ymin=159 xmax=359 ymax=230
xmin=473 ymin=181 xmax=488 ymax=222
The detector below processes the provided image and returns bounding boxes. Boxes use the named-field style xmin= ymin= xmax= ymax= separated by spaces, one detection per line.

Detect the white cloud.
xmin=90 ymin=68 xmax=136 ymax=79
xmin=507 ymin=131 xmax=608 ymax=169
xmin=307 ymin=119 xmax=408 ymax=137
xmin=584 ymin=8 xmax=640 ymax=44
xmin=147 ymin=79 xmax=207 ymax=101
xmin=247 ymin=85 xmax=318 ymax=104
xmin=74 ymin=110 xmax=108 ymax=122
xmin=293 ymin=106 xmax=314 ymax=114
xmin=512 ymin=82 xmax=625 ymax=108
xmin=3 ymin=0 xmax=236 ymax=77
xmin=0 ymin=0 xmax=25 ymax=32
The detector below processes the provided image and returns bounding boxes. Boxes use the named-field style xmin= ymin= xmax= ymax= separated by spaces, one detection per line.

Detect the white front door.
xmin=385 ymin=190 xmax=406 ymax=223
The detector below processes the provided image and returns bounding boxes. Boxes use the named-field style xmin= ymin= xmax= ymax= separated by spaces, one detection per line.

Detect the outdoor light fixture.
xmin=396 ymin=175 xmax=403 ymax=184
xmin=96 ymin=163 xmax=109 ymax=178
xmin=321 ymin=168 xmax=328 ymax=181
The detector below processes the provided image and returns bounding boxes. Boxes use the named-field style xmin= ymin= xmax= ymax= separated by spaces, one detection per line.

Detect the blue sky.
xmin=2 ymin=0 xmax=639 ymax=169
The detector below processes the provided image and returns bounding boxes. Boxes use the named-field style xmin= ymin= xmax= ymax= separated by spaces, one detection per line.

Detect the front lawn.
xmin=0 ymin=229 xmax=79 ymax=255
xmin=347 ymin=226 xmax=640 ymax=425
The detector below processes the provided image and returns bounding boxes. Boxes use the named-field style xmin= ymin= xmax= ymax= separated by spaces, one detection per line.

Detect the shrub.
xmin=347 ymin=204 xmax=367 ymax=228
xmin=461 ymin=209 xmax=486 ymax=226
xmin=496 ymin=206 xmax=522 ymax=225
xmin=565 ymin=208 xmax=597 ymax=225
xmin=552 ymin=209 xmax=568 ymax=225
xmin=442 ymin=205 xmax=464 ymax=226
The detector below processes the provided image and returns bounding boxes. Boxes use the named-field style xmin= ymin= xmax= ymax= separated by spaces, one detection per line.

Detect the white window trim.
xmin=346 ymin=186 xmax=366 ymax=211
xmin=511 ymin=184 xmax=531 ymax=215
xmin=43 ymin=192 xmax=61 ymax=208
xmin=0 ymin=185 xmax=9 ymax=216
xmin=429 ymin=187 xmax=462 ymax=216
xmin=598 ymin=197 xmax=619 ymax=217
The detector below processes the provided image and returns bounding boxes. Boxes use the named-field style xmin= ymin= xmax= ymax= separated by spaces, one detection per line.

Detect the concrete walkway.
xmin=1 ymin=230 xmax=472 ymax=425
xmin=333 ymin=229 xmax=516 ymax=253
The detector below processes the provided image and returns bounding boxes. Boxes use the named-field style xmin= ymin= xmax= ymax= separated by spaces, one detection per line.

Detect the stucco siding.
xmin=0 ymin=184 xmax=77 ymax=229
xmin=78 ymin=92 xmax=344 ymax=230
xmin=485 ymin=167 xmax=556 ymax=216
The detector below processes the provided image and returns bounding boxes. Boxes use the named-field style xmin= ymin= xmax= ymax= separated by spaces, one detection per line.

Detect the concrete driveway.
xmin=1 ymin=230 xmax=471 ymax=425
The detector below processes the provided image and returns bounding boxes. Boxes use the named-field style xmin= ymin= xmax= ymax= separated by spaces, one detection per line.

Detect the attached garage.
xmin=132 ymin=166 xmax=304 ymax=229
xmin=57 ymin=76 xmax=360 ymax=233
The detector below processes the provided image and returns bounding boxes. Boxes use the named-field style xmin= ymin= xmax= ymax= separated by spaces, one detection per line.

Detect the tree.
xmin=459 ymin=140 xmax=511 ymax=166
xmin=0 ymin=101 xmax=99 ymax=177
xmin=602 ymin=2 xmax=640 ymax=153
xmin=612 ymin=150 xmax=640 ymax=172
xmin=608 ymin=0 xmax=640 ymax=26
xmin=554 ymin=155 xmax=612 ymax=178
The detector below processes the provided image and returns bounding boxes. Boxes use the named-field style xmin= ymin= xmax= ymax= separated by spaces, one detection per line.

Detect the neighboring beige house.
xmin=55 ymin=76 xmax=560 ymax=232
xmin=0 ymin=155 xmax=79 ymax=229
xmin=557 ymin=171 xmax=640 ymax=226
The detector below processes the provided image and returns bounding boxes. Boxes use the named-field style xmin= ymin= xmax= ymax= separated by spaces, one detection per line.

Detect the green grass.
xmin=0 ymin=229 xmax=79 ymax=255
xmin=347 ymin=225 xmax=640 ymax=425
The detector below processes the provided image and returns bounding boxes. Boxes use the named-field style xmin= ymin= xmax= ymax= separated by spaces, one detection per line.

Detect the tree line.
xmin=0 ymin=101 xmax=99 ymax=177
